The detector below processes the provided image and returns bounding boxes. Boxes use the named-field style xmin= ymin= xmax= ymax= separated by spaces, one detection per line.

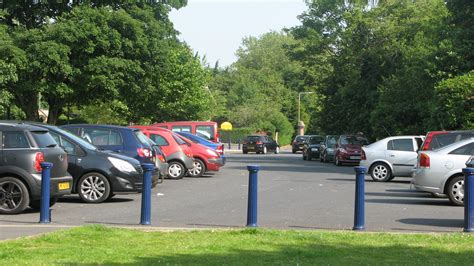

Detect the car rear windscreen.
xmin=246 ymin=136 xmax=264 ymax=142
xmin=431 ymin=132 xmax=474 ymax=150
xmin=31 ymin=131 xmax=57 ymax=148
xmin=341 ymin=136 xmax=369 ymax=145
xmin=310 ymin=136 xmax=324 ymax=144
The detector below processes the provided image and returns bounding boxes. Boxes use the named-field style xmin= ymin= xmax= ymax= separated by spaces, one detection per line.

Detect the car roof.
xmin=0 ymin=121 xmax=50 ymax=131
xmin=62 ymin=124 xmax=134 ymax=131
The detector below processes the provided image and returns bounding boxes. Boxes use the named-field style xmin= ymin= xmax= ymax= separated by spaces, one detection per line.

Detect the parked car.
xmin=31 ymin=123 xmax=158 ymax=203
xmin=152 ymin=121 xmax=220 ymax=143
xmin=130 ymin=126 xmax=194 ymax=179
xmin=412 ymin=138 xmax=474 ymax=206
xmin=243 ymin=135 xmax=280 ymax=154
xmin=176 ymin=131 xmax=225 ymax=155
xmin=175 ymin=134 xmax=225 ymax=177
xmin=60 ymin=124 xmax=167 ymax=179
xmin=302 ymin=135 xmax=325 ymax=161
xmin=320 ymin=135 xmax=339 ymax=163
xmin=420 ymin=130 xmax=474 ymax=151
xmin=292 ymin=135 xmax=308 ymax=153
xmin=360 ymin=136 xmax=424 ymax=182
xmin=0 ymin=122 xmax=72 ymax=214
xmin=334 ymin=135 xmax=369 ymax=166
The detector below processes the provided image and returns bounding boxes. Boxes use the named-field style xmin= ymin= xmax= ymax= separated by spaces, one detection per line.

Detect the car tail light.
xmin=361 ymin=149 xmax=366 ymax=160
xmin=157 ymin=154 xmax=166 ymax=162
xmin=216 ymin=145 xmax=224 ymax=155
xmin=256 ymin=141 xmax=263 ymax=145
xmin=137 ymin=148 xmax=152 ymax=158
xmin=184 ymin=148 xmax=193 ymax=158
xmin=34 ymin=152 xmax=44 ymax=172
xmin=419 ymin=153 xmax=430 ymax=168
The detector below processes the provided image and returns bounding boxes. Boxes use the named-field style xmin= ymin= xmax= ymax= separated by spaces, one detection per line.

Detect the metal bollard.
xmin=246 ymin=165 xmax=260 ymax=227
xmin=140 ymin=163 xmax=154 ymax=225
xmin=39 ymin=162 xmax=53 ymax=224
xmin=228 ymin=138 xmax=231 ymax=150
xmin=238 ymin=139 xmax=241 ymax=150
xmin=353 ymin=166 xmax=366 ymax=231
xmin=463 ymin=167 xmax=474 ymax=232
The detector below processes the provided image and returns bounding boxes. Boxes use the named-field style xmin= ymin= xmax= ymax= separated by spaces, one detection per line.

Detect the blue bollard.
xmin=463 ymin=168 xmax=474 ymax=232
xmin=353 ymin=166 xmax=366 ymax=231
xmin=39 ymin=162 xmax=53 ymax=224
xmin=140 ymin=163 xmax=154 ymax=225
xmin=246 ymin=165 xmax=260 ymax=227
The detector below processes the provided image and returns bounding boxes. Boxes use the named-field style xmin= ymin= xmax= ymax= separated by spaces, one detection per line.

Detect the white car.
xmin=360 ymin=136 xmax=424 ymax=182
xmin=412 ymin=138 xmax=474 ymax=206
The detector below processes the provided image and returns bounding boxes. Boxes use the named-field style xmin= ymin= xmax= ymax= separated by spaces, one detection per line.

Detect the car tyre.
xmin=302 ymin=152 xmax=307 ymax=160
xmin=168 ymin=161 xmax=186 ymax=180
xmin=263 ymin=146 xmax=267 ymax=154
xmin=0 ymin=177 xmax=30 ymax=214
xmin=292 ymin=149 xmax=296 ymax=154
xmin=335 ymin=156 xmax=342 ymax=166
xmin=447 ymin=176 xmax=464 ymax=206
xmin=307 ymin=153 xmax=312 ymax=161
xmin=78 ymin=173 xmax=111 ymax=203
xmin=243 ymin=150 xmax=248 ymax=154
xmin=370 ymin=163 xmax=392 ymax=182
xmin=29 ymin=197 xmax=58 ymax=210
xmin=188 ymin=158 xmax=205 ymax=177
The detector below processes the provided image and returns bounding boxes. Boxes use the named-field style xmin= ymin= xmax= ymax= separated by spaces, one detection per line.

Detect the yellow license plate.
xmin=58 ymin=182 xmax=70 ymax=190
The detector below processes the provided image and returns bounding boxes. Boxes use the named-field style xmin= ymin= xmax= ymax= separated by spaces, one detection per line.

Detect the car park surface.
xmin=1 ymin=149 xmax=467 ymax=239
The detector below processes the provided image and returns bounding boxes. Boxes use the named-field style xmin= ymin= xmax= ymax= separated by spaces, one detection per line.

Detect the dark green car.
xmin=302 ymin=135 xmax=325 ymax=161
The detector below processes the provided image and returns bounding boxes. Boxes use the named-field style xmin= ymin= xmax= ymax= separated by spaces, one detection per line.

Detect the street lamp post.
xmin=298 ymin=91 xmax=314 ymax=124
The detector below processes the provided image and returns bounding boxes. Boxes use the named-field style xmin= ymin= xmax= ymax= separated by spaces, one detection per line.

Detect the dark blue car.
xmin=60 ymin=124 xmax=168 ymax=178
xmin=176 ymin=131 xmax=224 ymax=155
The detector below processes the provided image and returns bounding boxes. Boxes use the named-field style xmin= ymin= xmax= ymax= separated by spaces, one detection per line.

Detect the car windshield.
xmin=341 ymin=136 xmax=368 ymax=145
xmin=54 ymin=127 xmax=97 ymax=150
xmin=327 ymin=136 xmax=338 ymax=146
xmin=296 ymin=136 xmax=306 ymax=141
xmin=310 ymin=136 xmax=324 ymax=144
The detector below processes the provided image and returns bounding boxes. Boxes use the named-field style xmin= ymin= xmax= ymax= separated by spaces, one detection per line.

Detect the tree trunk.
xmin=16 ymin=93 xmax=40 ymax=121
xmin=47 ymin=99 xmax=63 ymax=125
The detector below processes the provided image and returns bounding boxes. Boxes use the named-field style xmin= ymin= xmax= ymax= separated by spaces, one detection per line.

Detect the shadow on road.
xmin=398 ymin=218 xmax=463 ymax=228
xmin=58 ymin=196 xmax=134 ymax=204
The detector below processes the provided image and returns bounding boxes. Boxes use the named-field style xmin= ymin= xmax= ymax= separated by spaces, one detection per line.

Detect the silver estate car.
xmin=412 ymin=138 xmax=474 ymax=206
xmin=360 ymin=136 xmax=424 ymax=182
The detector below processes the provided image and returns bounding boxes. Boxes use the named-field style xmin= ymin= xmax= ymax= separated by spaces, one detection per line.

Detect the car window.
xmin=31 ymin=131 xmax=57 ymax=148
xmin=415 ymin=137 xmax=423 ymax=150
xmin=61 ymin=136 xmax=76 ymax=155
xmin=83 ymin=128 xmax=109 ymax=145
xmin=295 ymin=136 xmax=305 ymax=142
xmin=449 ymin=143 xmax=474 ymax=155
xmin=311 ymin=136 xmax=324 ymax=144
xmin=134 ymin=131 xmax=153 ymax=147
xmin=55 ymin=127 xmax=97 ymax=150
xmin=173 ymin=134 xmax=187 ymax=145
xmin=150 ymin=134 xmax=169 ymax=146
xmin=109 ymin=130 xmax=123 ymax=145
xmin=172 ymin=126 xmax=192 ymax=133
xmin=327 ymin=136 xmax=337 ymax=147
xmin=387 ymin=139 xmax=414 ymax=152
xmin=196 ymin=126 xmax=213 ymax=140
xmin=246 ymin=136 xmax=263 ymax=142
xmin=3 ymin=131 xmax=30 ymax=148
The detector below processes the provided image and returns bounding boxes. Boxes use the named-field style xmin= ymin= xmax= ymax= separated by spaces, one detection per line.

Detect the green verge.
xmin=1 ymin=225 xmax=473 ymax=265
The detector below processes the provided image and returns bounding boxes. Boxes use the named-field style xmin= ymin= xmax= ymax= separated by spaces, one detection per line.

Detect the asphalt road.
xmin=0 ymin=149 xmax=465 ymax=240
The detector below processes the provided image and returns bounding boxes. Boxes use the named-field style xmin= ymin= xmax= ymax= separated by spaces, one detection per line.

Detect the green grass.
xmin=1 ymin=225 xmax=474 ymax=265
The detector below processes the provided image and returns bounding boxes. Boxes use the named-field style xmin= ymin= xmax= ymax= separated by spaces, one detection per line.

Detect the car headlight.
xmin=108 ymin=157 xmax=137 ymax=173
xmin=206 ymin=149 xmax=218 ymax=157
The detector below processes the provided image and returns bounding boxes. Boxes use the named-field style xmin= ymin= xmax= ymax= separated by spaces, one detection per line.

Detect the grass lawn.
xmin=1 ymin=225 xmax=473 ymax=265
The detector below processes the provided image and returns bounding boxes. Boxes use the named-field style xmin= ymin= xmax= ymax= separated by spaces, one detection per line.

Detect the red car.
xmin=334 ymin=134 xmax=369 ymax=166
xmin=175 ymin=134 xmax=225 ymax=177
xmin=130 ymin=126 xmax=194 ymax=180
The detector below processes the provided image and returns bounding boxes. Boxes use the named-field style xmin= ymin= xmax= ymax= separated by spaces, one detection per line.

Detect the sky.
xmin=170 ymin=0 xmax=307 ymax=67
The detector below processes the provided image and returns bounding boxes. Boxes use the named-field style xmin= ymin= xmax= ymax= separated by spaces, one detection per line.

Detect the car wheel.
xmin=243 ymin=150 xmax=248 ymax=154
xmin=188 ymin=158 xmax=205 ymax=177
xmin=370 ymin=163 xmax=392 ymax=182
xmin=307 ymin=154 xmax=312 ymax=161
xmin=275 ymin=147 xmax=280 ymax=154
xmin=263 ymin=146 xmax=267 ymax=154
xmin=29 ymin=197 xmax=58 ymax=210
xmin=335 ymin=156 xmax=342 ymax=166
xmin=302 ymin=152 xmax=307 ymax=160
xmin=78 ymin=173 xmax=111 ymax=203
xmin=323 ymin=152 xmax=328 ymax=163
xmin=292 ymin=149 xmax=296 ymax=154
xmin=168 ymin=161 xmax=186 ymax=179
xmin=447 ymin=176 xmax=464 ymax=206
xmin=0 ymin=177 xmax=30 ymax=214
xmin=320 ymin=153 xmax=324 ymax=162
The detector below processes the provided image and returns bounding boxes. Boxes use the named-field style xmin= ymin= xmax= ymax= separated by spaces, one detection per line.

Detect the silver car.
xmin=360 ymin=136 xmax=424 ymax=182
xmin=412 ymin=138 xmax=474 ymax=206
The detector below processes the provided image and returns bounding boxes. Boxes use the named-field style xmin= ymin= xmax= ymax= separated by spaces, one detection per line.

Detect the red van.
xmin=152 ymin=121 xmax=219 ymax=143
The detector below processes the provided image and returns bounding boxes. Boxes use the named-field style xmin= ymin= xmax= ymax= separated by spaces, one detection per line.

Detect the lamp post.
xmin=298 ymin=92 xmax=314 ymax=124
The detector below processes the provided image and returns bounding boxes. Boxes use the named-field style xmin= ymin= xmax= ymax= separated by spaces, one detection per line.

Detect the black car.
xmin=60 ymin=124 xmax=168 ymax=179
xmin=302 ymin=135 xmax=325 ymax=161
xmin=242 ymin=135 xmax=280 ymax=154
xmin=292 ymin=135 xmax=308 ymax=153
xmin=33 ymin=124 xmax=158 ymax=203
xmin=0 ymin=122 xmax=72 ymax=214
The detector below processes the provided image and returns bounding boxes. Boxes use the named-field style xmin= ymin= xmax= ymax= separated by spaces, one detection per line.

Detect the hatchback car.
xmin=292 ymin=135 xmax=308 ymax=153
xmin=412 ymin=138 xmax=474 ymax=206
xmin=60 ymin=124 xmax=167 ymax=178
xmin=302 ymin=135 xmax=325 ymax=161
xmin=360 ymin=136 xmax=424 ymax=182
xmin=334 ymin=135 xmax=369 ymax=166
xmin=0 ymin=122 xmax=72 ymax=214
xmin=176 ymin=134 xmax=225 ymax=177
xmin=243 ymin=135 xmax=280 ymax=154
xmin=320 ymin=135 xmax=339 ymax=163
xmin=130 ymin=126 xmax=194 ymax=179
xmin=32 ymin=123 xmax=158 ymax=203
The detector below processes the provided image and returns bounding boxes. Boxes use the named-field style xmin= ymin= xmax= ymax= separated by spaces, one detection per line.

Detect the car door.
xmin=386 ymin=138 xmax=418 ymax=176
xmin=267 ymin=136 xmax=276 ymax=152
xmin=50 ymin=132 xmax=83 ymax=179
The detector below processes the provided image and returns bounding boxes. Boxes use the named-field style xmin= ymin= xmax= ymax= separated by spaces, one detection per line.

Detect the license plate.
xmin=350 ymin=156 xmax=361 ymax=160
xmin=58 ymin=182 xmax=70 ymax=190
xmin=311 ymin=148 xmax=318 ymax=151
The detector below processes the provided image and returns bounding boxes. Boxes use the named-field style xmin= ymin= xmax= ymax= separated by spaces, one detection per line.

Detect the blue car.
xmin=177 ymin=131 xmax=224 ymax=155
